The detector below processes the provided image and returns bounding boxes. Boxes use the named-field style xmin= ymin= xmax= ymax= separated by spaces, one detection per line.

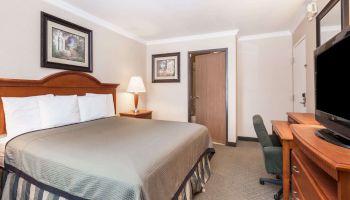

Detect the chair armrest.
xmin=269 ymin=134 xmax=281 ymax=147
xmin=263 ymin=146 xmax=283 ymax=175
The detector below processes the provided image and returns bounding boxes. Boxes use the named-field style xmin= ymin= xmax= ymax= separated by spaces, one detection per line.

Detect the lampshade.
xmin=127 ymin=76 xmax=146 ymax=93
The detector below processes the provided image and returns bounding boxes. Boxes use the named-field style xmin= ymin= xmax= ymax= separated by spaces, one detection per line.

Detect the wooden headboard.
xmin=0 ymin=71 xmax=119 ymax=135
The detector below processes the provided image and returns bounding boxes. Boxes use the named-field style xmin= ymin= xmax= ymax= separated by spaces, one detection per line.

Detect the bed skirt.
xmin=0 ymin=151 xmax=212 ymax=200
xmin=175 ymin=152 xmax=211 ymax=200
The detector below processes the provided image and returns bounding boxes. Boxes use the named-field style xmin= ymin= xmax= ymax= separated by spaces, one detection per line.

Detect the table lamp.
xmin=127 ymin=76 xmax=146 ymax=113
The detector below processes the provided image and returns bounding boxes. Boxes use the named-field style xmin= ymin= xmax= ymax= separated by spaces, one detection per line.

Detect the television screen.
xmin=316 ymin=35 xmax=350 ymax=121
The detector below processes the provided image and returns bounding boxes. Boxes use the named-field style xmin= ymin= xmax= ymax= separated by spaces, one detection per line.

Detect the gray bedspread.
xmin=4 ymin=117 xmax=211 ymax=200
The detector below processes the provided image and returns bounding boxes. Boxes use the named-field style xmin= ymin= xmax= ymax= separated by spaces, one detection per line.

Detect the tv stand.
xmin=315 ymin=128 xmax=350 ymax=149
xmin=292 ymin=125 xmax=350 ymax=200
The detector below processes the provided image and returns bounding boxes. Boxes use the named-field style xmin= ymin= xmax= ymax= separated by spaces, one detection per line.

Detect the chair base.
xmin=259 ymin=178 xmax=283 ymax=200
xmin=259 ymin=178 xmax=282 ymax=186
xmin=274 ymin=187 xmax=283 ymax=200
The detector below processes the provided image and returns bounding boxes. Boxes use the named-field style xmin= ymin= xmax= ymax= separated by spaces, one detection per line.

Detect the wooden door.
xmin=194 ymin=52 xmax=226 ymax=144
xmin=293 ymin=39 xmax=307 ymax=112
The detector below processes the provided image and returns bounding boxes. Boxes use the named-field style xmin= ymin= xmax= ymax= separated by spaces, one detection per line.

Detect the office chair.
xmin=252 ymin=115 xmax=283 ymax=200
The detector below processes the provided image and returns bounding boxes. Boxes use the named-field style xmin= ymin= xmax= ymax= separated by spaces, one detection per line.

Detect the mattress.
xmin=4 ymin=117 xmax=212 ymax=200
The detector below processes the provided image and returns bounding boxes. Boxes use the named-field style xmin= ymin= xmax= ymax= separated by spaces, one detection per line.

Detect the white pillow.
xmin=86 ymin=93 xmax=115 ymax=116
xmin=1 ymin=94 xmax=53 ymax=137
xmin=39 ymin=95 xmax=80 ymax=129
xmin=78 ymin=95 xmax=108 ymax=122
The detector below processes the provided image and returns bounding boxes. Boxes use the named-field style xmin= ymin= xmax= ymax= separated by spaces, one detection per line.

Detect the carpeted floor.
xmin=194 ymin=141 xmax=280 ymax=200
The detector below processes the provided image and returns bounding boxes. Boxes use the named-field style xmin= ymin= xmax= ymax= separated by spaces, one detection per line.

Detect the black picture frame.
xmin=41 ymin=12 xmax=93 ymax=72
xmin=152 ymin=52 xmax=180 ymax=83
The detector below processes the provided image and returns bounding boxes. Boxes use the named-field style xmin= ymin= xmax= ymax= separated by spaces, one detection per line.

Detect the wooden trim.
xmin=226 ymin=142 xmax=236 ymax=147
xmin=0 ymin=71 xmax=119 ymax=135
xmin=237 ymin=136 xmax=258 ymax=142
xmin=187 ymin=48 xmax=229 ymax=145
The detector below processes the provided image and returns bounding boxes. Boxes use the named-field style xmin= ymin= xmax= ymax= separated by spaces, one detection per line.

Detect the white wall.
xmin=0 ymin=0 xmax=146 ymax=113
xmin=0 ymin=0 xmax=295 ymax=142
xmin=237 ymin=35 xmax=293 ymax=137
xmin=146 ymin=35 xmax=238 ymax=143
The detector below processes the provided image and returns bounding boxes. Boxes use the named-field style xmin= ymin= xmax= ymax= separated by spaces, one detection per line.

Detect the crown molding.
xmin=238 ymin=31 xmax=291 ymax=41
xmin=43 ymin=0 xmax=146 ymax=44
xmin=146 ymin=30 xmax=239 ymax=45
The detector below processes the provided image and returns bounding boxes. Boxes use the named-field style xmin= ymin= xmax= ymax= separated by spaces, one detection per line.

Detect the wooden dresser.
xmin=291 ymin=125 xmax=350 ymax=200
xmin=272 ymin=112 xmax=321 ymax=200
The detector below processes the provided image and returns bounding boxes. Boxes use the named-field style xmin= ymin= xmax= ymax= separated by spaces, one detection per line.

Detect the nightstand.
xmin=119 ymin=110 xmax=152 ymax=119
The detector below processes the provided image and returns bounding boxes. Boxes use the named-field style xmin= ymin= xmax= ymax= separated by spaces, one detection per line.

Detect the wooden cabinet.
xmin=291 ymin=125 xmax=350 ymax=200
xmin=287 ymin=112 xmax=320 ymax=125
xmin=119 ymin=110 xmax=152 ymax=119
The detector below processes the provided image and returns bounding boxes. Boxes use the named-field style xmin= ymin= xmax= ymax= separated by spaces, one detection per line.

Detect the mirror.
xmin=317 ymin=0 xmax=343 ymax=47
xmin=320 ymin=1 xmax=342 ymax=45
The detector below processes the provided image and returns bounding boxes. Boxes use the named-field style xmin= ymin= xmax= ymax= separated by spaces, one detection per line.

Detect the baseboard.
xmin=237 ymin=136 xmax=259 ymax=142
xmin=226 ymin=142 xmax=237 ymax=147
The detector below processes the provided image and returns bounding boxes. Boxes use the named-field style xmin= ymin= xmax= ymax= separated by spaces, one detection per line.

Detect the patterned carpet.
xmin=194 ymin=141 xmax=280 ymax=200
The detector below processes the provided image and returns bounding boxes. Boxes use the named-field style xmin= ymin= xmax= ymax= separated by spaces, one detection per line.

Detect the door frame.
xmin=292 ymin=36 xmax=307 ymax=112
xmin=187 ymin=48 xmax=228 ymax=145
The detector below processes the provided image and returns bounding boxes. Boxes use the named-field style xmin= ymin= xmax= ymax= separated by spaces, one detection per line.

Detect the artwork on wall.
xmin=152 ymin=52 xmax=180 ymax=83
xmin=41 ymin=12 xmax=93 ymax=72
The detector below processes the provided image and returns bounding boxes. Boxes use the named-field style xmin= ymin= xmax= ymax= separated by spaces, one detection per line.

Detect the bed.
xmin=0 ymin=72 xmax=213 ymax=200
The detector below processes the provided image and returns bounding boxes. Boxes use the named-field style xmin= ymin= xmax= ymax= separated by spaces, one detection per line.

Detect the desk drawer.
xmin=292 ymin=176 xmax=304 ymax=200
xmin=291 ymin=150 xmax=326 ymax=200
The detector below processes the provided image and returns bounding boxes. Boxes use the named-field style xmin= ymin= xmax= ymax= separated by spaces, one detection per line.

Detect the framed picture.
xmin=41 ymin=12 xmax=93 ymax=72
xmin=152 ymin=52 xmax=180 ymax=83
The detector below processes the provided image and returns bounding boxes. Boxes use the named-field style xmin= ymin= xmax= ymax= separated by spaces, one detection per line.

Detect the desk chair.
xmin=253 ymin=115 xmax=283 ymax=200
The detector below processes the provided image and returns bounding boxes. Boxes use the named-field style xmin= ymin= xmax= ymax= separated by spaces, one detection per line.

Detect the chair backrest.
xmin=253 ymin=115 xmax=273 ymax=147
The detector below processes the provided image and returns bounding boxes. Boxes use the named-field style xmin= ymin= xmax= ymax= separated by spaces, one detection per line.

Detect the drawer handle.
xmin=293 ymin=191 xmax=300 ymax=200
xmin=292 ymin=165 xmax=300 ymax=174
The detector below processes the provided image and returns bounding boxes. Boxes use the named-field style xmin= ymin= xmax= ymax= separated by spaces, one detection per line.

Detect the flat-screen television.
xmin=315 ymin=28 xmax=350 ymax=148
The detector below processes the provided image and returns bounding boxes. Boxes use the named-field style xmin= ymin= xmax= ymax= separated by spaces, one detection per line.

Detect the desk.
xmin=272 ymin=120 xmax=293 ymax=200
xmin=272 ymin=112 xmax=321 ymax=200
xmin=287 ymin=112 xmax=320 ymax=125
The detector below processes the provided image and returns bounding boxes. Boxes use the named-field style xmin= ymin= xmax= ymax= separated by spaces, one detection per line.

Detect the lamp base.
xmin=133 ymin=93 xmax=139 ymax=113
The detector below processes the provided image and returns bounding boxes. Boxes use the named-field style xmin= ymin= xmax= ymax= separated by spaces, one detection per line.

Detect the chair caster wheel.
xmin=274 ymin=194 xmax=280 ymax=200
xmin=259 ymin=180 xmax=264 ymax=185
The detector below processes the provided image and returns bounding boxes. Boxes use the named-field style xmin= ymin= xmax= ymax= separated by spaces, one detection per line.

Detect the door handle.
xmin=299 ymin=92 xmax=306 ymax=106
xmin=292 ymin=165 xmax=300 ymax=174
xmin=293 ymin=191 xmax=300 ymax=200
